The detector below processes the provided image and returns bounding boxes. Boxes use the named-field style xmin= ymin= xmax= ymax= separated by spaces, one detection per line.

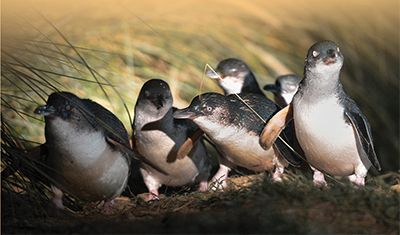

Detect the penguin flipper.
xmin=273 ymin=121 xmax=303 ymax=167
xmin=344 ymin=110 xmax=381 ymax=171
xmin=177 ymin=128 xmax=204 ymax=159
xmin=260 ymin=104 xmax=293 ymax=150
xmin=82 ymin=99 xmax=131 ymax=148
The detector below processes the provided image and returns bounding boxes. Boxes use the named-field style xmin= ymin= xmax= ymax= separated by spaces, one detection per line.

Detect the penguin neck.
xmin=300 ymin=69 xmax=342 ymax=101
xmin=135 ymin=107 xmax=174 ymax=132
xmin=241 ymin=72 xmax=263 ymax=95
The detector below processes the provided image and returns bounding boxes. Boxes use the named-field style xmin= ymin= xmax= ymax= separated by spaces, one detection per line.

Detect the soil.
xmin=2 ymin=175 xmax=399 ymax=234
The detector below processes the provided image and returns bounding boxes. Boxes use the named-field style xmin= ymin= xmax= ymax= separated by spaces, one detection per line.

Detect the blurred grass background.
xmin=2 ymin=0 xmax=399 ymax=171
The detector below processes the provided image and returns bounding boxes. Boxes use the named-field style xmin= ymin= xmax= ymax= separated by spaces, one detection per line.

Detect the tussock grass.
xmin=1 ymin=0 xmax=399 ymax=233
xmin=2 ymin=0 xmax=398 ymax=169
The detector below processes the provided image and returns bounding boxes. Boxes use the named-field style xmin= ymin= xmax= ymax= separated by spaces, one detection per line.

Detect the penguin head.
xmin=305 ymin=41 xmax=344 ymax=76
xmin=206 ymin=58 xmax=251 ymax=94
xmin=34 ymin=91 xmax=88 ymax=122
xmin=136 ymin=79 xmax=173 ymax=118
xmin=264 ymin=74 xmax=301 ymax=105
xmin=174 ymin=93 xmax=228 ymax=125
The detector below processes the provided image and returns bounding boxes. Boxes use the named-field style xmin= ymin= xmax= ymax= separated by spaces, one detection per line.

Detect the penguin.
xmin=133 ymin=79 xmax=211 ymax=200
xmin=174 ymin=92 xmax=301 ymax=188
xmin=34 ymin=91 xmax=131 ymax=209
xmin=202 ymin=58 xmax=301 ymax=187
xmin=260 ymin=40 xmax=381 ymax=186
xmin=263 ymin=74 xmax=301 ymax=107
xmin=206 ymin=58 xmax=264 ymax=95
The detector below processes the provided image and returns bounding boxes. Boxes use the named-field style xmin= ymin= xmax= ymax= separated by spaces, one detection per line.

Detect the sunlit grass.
xmin=1 ymin=1 xmax=399 ymax=233
xmin=2 ymin=0 xmax=398 ymax=171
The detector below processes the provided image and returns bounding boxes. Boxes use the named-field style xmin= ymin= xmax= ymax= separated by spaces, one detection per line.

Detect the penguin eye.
xmin=65 ymin=105 xmax=71 ymax=111
xmin=206 ymin=106 xmax=213 ymax=112
xmin=312 ymin=50 xmax=319 ymax=57
xmin=144 ymin=90 xmax=151 ymax=98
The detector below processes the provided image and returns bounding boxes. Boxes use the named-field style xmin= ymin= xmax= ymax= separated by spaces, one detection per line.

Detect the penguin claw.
xmin=140 ymin=189 xmax=160 ymax=202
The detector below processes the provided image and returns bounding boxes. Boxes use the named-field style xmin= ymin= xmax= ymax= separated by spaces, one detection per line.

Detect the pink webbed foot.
xmin=50 ymin=185 xmax=65 ymax=210
xmin=198 ymin=180 xmax=209 ymax=192
xmin=210 ymin=164 xmax=230 ymax=191
xmin=312 ymin=169 xmax=327 ymax=187
xmin=143 ymin=189 xmax=160 ymax=202
xmin=272 ymin=161 xmax=285 ymax=182
xmin=348 ymin=174 xmax=365 ymax=186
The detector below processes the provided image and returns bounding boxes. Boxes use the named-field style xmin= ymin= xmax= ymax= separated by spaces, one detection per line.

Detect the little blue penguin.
xmin=34 ymin=91 xmax=131 ymax=209
xmin=203 ymin=58 xmax=301 ymax=186
xmin=133 ymin=79 xmax=211 ymax=200
xmin=174 ymin=92 xmax=301 ymax=188
xmin=206 ymin=58 xmax=263 ymax=95
xmin=264 ymin=74 xmax=301 ymax=107
xmin=261 ymin=40 xmax=381 ymax=186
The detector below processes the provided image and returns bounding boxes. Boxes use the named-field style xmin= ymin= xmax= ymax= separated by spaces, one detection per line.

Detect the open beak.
xmin=205 ymin=67 xmax=222 ymax=80
xmin=34 ymin=105 xmax=56 ymax=116
xmin=263 ymin=84 xmax=280 ymax=93
xmin=173 ymin=108 xmax=198 ymax=120
xmin=323 ymin=57 xmax=337 ymax=65
xmin=323 ymin=50 xmax=338 ymax=65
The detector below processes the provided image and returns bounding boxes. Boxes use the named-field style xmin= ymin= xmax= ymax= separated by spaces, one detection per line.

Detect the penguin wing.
xmin=273 ymin=120 xmax=303 ymax=167
xmin=82 ymin=99 xmax=131 ymax=150
xmin=172 ymin=107 xmax=204 ymax=159
xmin=344 ymin=102 xmax=381 ymax=171
xmin=176 ymin=128 xmax=204 ymax=159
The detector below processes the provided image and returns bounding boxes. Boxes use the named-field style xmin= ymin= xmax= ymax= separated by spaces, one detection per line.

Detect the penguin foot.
xmin=198 ymin=180 xmax=209 ymax=192
xmin=142 ymin=189 xmax=160 ymax=202
xmin=50 ymin=185 xmax=65 ymax=210
xmin=101 ymin=200 xmax=116 ymax=215
xmin=312 ymin=170 xmax=327 ymax=187
xmin=210 ymin=178 xmax=227 ymax=191
xmin=272 ymin=173 xmax=283 ymax=182
xmin=272 ymin=163 xmax=285 ymax=182
xmin=210 ymin=164 xmax=230 ymax=191
xmin=348 ymin=174 xmax=365 ymax=186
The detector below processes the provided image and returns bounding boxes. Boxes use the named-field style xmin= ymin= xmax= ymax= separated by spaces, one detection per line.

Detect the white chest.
xmin=195 ymin=117 xmax=275 ymax=170
xmin=293 ymin=97 xmax=360 ymax=175
xmin=136 ymin=128 xmax=177 ymax=159
xmin=48 ymin=118 xmax=107 ymax=167
xmin=46 ymin=118 xmax=129 ymax=200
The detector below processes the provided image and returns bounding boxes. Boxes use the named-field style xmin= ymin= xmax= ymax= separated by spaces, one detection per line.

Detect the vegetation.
xmin=2 ymin=0 xmax=399 ymax=234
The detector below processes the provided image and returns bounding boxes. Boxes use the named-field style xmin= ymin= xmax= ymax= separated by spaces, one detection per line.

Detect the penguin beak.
xmin=34 ymin=105 xmax=56 ymax=116
xmin=323 ymin=49 xmax=337 ymax=65
xmin=173 ymin=108 xmax=197 ymax=120
xmin=150 ymin=95 xmax=165 ymax=109
xmin=263 ymin=84 xmax=280 ymax=93
xmin=206 ymin=68 xmax=222 ymax=80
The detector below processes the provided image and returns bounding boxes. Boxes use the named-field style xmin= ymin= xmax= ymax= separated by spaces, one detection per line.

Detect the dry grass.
xmin=1 ymin=0 xmax=399 ymax=233
xmin=2 ymin=0 xmax=398 ymax=169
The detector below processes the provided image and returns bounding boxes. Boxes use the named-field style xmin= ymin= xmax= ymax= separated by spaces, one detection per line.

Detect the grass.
xmin=3 ymin=172 xmax=399 ymax=234
xmin=1 ymin=0 xmax=399 ymax=234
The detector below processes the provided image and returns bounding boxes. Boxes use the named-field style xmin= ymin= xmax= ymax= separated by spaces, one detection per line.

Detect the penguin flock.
xmin=33 ymin=40 xmax=381 ymax=210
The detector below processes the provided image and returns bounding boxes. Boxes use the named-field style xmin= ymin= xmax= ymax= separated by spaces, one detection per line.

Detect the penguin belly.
xmin=194 ymin=117 xmax=275 ymax=172
xmin=136 ymin=129 xmax=205 ymax=186
xmin=47 ymin=118 xmax=129 ymax=201
xmin=294 ymin=97 xmax=364 ymax=176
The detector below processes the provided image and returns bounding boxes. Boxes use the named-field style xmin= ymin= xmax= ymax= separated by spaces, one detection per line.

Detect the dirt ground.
xmin=2 ymin=174 xmax=399 ymax=234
